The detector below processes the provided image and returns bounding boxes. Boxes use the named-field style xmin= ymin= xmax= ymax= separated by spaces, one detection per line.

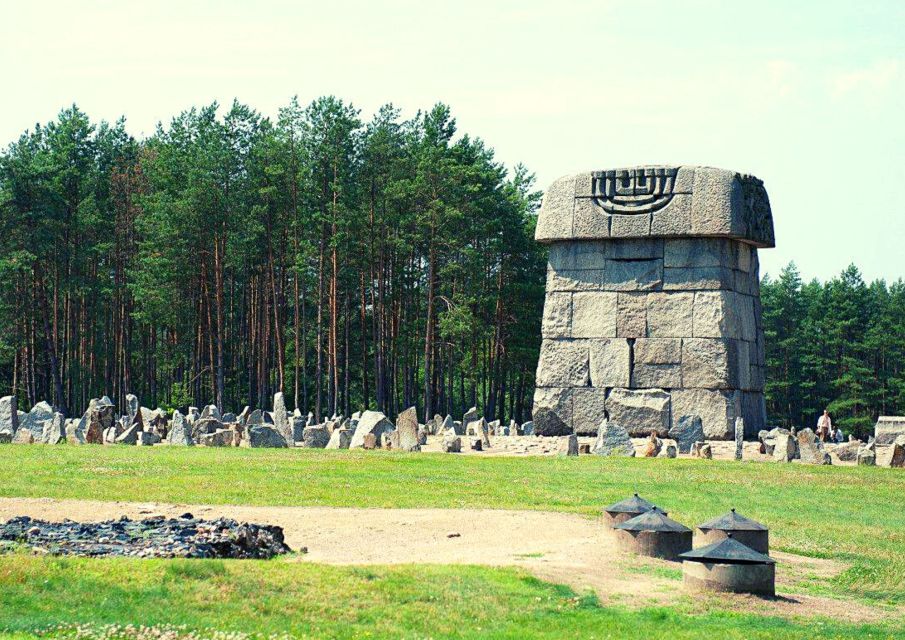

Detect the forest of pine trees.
xmin=761 ymin=263 xmax=905 ymax=439
xmin=1 ymin=101 xmax=903 ymax=438
xmin=0 ymin=100 xmax=545 ymax=423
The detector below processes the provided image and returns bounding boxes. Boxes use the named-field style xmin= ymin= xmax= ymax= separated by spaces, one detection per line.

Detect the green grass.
xmin=0 ymin=445 xmax=904 ymax=638
xmin=0 ymin=553 xmax=901 ymax=640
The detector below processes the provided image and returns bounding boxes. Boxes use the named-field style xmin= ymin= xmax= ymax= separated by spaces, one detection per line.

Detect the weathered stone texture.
xmin=607 ymin=388 xmax=670 ymax=437
xmin=301 ymin=425 xmax=330 ymax=449
xmin=646 ymin=293 xmax=694 ymax=337
xmin=541 ymin=291 xmax=571 ymax=338
xmin=533 ymin=166 xmax=772 ymax=438
xmin=592 ymin=420 xmax=635 ymax=457
xmin=393 ymin=406 xmax=422 ymax=452
xmin=874 ymin=416 xmax=905 ymax=445
xmin=536 ymin=340 xmax=589 ymax=387
xmin=616 ymin=293 xmax=647 ymax=338
xmin=668 ymin=415 xmax=705 ymax=454
xmin=589 ymin=339 xmax=631 ymax=387
xmin=571 ymin=292 xmax=617 ymax=338
xmin=0 ymin=396 xmax=18 ymax=435
xmin=571 ymin=387 xmax=607 ymax=436
xmin=349 ymin=410 xmax=394 ymax=449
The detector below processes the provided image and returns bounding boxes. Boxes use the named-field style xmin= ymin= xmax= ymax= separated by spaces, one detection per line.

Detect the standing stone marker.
xmin=533 ymin=166 xmax=774 ymax=439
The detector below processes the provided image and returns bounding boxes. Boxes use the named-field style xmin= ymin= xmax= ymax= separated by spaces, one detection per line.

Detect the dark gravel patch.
xmin=0 ymin=514 xmax=292 ymax=559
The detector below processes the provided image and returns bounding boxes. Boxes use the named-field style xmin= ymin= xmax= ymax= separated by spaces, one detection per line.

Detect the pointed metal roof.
xmin=613 ymin=507 xmax=690 ymax=533
xmin=603 ymin=493 xmax=657 ymax=515
xmin=697 ymin=508 xmax=768 ymax=532
xmin=679 ymin=534 xmax=775 ymax=565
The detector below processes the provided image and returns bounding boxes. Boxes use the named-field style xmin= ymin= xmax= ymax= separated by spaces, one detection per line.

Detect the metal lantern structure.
xmin=679 ymin=533 xmax=776 ymax=596
xmin=601 ymin=493 xmax=657 ymax=526
xmin=696 ymin=508 xmax=769 ymax=554
xmin=613 ymin=507 xmax=692 ymax=560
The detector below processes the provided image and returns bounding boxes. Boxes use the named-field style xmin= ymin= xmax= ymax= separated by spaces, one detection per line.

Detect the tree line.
xmin=761 ymin=263 xmax=905 ymax=439
xmin=0 ymin=99 xmax=545 ymax=423
xmin=1 ymin=101 xmax=903 ymax=436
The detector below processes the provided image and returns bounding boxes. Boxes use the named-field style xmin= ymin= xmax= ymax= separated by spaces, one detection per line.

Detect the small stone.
xmin=591 ymin=419 xmax=635 ymax=457
xmin=890 ymin=435 xmax=905 ymax=468
xmin=350 ymin=411 xmax=394 ymax=449
xmin=245 ymin=425 xmax=288 ymax=448
xmin=642 ymin=432 xmax=662 ymax=457
xmin=471 ymin=438 xmax=483 ymax=451
xmin=699 ymin=443 xmax=713 ymax=459
xmin=658 ymin=443 xmax=677 ymax=458
xmin=558 ymin=434 xmax=578 ymax=456
xmin=442 ymin=433 xmax=462 ymax=453
xmin=668 ymin=415 xmax=704 ymax=454
xmin=773 ymin=432 xmax=797 ymax=462
xmin=362 ymin=433 xmax=378 ymax=450
xmin=326 ymin=428 xmax=353 ymax=449
xmin=301 ymin=425 xmax=330 ymax=448
xmin=137 ymin=431 xmax=161 ymax=446
xmin=797 ymin=428 xmax=830 ymax=465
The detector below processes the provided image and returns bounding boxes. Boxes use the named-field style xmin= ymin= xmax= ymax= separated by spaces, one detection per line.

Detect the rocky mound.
xmin=0 ymin=515 xmax=292 ymax=559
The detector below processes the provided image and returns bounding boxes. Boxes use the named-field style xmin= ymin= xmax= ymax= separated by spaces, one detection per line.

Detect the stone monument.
xmin=533 ymin=166 xmax=774 ymax=439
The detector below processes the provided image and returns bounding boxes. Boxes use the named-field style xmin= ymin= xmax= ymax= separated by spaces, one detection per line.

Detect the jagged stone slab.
xmin=391 ymin=406 xmax=421 ymax=452
xmin=246 ymin=425 xmax=288 ymax=448
xmin=41 ymin=412 xmax=66 ymax=445
xmin=668 ymin=415 xmax=704 ymax=454
xmin=272 ymin=392 xmax=293 ymax=445
xmin=20 ymin=401 xmax=53 ymax=439
xmin=889 ymin=435 xmax=905 ymax=468
xmin=349 ymin=410 xmax=394 ymax=449
xmin=326 ymin=428 xmax=353 ymax=449
xmin=168 ymin=411 xmax=193 ymax=446
xmin=592 ymin=419 xmax=635 ymax=457
xmin=797 ymin=428 xmax=831 ymax=465
xmin=558 ymin=434 xmax=578 ymax=456
xmin=0 ymin=396 xmax=18 ymax=435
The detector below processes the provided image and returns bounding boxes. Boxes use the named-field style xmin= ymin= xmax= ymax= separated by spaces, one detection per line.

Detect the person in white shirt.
xmin=816 ymin=410 xmax=832 ymax=442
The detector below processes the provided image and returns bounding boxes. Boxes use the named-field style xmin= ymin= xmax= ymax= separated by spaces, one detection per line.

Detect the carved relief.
xmin=591 ymin=167 xmax=678 ymax=215
xmin=736 ymin=174 xmax=773 ymax=244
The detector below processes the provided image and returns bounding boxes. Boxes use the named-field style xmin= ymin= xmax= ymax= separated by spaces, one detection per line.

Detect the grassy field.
xmin=0 ymin=445 xmax=904 ymax=638
xmin=0 ymin=553 xmax=901 ymax=640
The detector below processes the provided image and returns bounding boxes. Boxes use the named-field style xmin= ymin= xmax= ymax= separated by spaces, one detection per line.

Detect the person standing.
xmin=816 ymin=410 xmax=832 ymax=442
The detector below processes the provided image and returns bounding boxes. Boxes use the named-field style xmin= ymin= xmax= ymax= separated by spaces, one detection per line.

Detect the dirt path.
xmin=0 ymin=497 xmax=892 ymax=623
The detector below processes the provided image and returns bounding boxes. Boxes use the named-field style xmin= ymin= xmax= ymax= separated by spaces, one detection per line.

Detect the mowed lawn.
xmin=0 ymin=445 xmax=904 ymax=639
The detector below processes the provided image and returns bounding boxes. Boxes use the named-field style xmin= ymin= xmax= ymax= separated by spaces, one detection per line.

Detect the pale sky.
xmin=2 ymin=0 xmax=903 ymax=283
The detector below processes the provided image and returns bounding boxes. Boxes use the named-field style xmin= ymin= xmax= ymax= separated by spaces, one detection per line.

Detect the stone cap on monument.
xmin=535 ymin=166 xmax=774 ymax=248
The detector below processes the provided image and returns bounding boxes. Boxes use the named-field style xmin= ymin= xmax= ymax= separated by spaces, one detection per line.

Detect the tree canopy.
xmin=0 ymin=100 xmax=544 ymax=423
